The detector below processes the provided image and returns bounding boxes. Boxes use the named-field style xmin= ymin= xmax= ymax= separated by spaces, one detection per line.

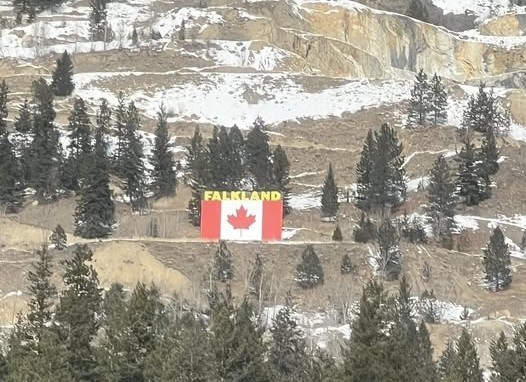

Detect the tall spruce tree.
xmin=429 ymin=73 xmax=448 ymax=126
xmin=246 ymin=117 xmax=273 ymax=189
xmin=0 ymin=133 xmax=22 ymax=213
xmin=355 ymin=130 xmax=375 ymax=207
xmin=56 ymin=244 xmax=102 ymax=381
xmin=89 ymin=0 xmax=108 ymax=41
xmin=295 ymin=245 xmax=324 ymax=289
xmin=14 ymin=98 xmax=32 ymax=134
xmin=0 ymin=79 xmax=9 ymax=135
xmin=462 ymin=83 xmax=509 ymax=135
xmin=320 ymin=163 xmax=339 ymax=218
xmin=14 ymin=99 xmax=32 ymax=186
xmin=269 ymin=293 xmax=307 ymax=381
xmin=51 ymin=51 xmax=75 ymax=96
xmin=407 ymin=69 xmax=431 ymax=127
xmin=112 ymin=92 xmax=127 ymax=174
xmin=207 ymin=126 xmax=231 ymax=190
xmin=29 ymin=78 xmax=62 ymax=200
xmin=489 ymin=331 xmax=516 ymax=382
xmin=212 ymin=240 xmax=233 ymax=282
xmin=151 ymin=104 xmax=176 ymax=198
xmin=483 ymin=226 xmax=512 ymax=291
xmin=449 ymin=329 xmax=484 ymax=382
xmin=376 ymin=218 xmax=401 ymax=280
xmin=425 ymin=154 xmax=456 ymax=241
xmin=479 ymin=125 xmax=500 ymax=176
xmin=249 ymin=253 xmax=264 ymax=298
xmin=186 ymin=127 xmax=209 ymax=225
xmin=455 ymin=137 xmax=489 ymax=206
xmin=227 ymin=124 xmax=246 ymax=189
xmin=49 ymin=224 xmax=67 ymax=250
xmin=272 ymin=144 xmax=291 ymax=215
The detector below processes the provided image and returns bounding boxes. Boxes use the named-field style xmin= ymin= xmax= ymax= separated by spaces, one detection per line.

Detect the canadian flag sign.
xmin=201 ymin=191 xmax=283 ymax=241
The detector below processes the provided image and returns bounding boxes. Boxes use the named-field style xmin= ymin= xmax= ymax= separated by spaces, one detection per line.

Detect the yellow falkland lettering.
xmin=250 ymin=192 xmax=260 ymax=201
xmin=211 ymin=191 xmax=222 ymax=201
xmin=260 ymin=191 xmax=271 ymax=201
xmin=203 ymin=191 xmax=283 ymax=201
xmin=271 ymin=191 xmax=281 ymax=201
xmin=204 ymin=191 xmax=213 ymax=201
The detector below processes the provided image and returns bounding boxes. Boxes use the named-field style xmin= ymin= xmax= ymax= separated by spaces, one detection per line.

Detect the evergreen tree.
xmin=131 ymin=25 xmax=138 ymax=46
xmin=209 ymin=288 xmax=236 ymax=380
xmin=112 ymin=92 xmax=127 ymax=174
xmin=95 ymin=98 xmax=111 ymax=146
xmin=51 ymin=51 xmax=75 ymax=97
xmin=489 ymin=331 xmax=516 ymax=382
xmin=425 ymin=154 xmax=456 ymax=241
xmin=269 ymin=293 xmax=307 ymax=381
xmin=462 ymin=83 xmax=509 ymax=135
xmin=376 ymin=218 xmax=401 ymax=280
xmin=89 ymin=0 xmax=108 ymax=41
xmin=320 ymin=163 xmax=339 ymax=218
xmin=341 ymin=253 xmax=353 ymax=274
xmin=456 ymin=137 xmax=489 ymax=206
xmin=49 ymin=224 xmax=67 ymax=250
xmin=479 ymin=125 xmax=500 ymax=176
xmin=151 ymin=104 xmax=176 ymax=198
xmin=417 ymin=320 xmax=437 ymax=382
xmin=186 ymin=127 xmax=209 ymax=225
xmin=449 ymin=328 xmax=484 ymax=382
xmin=29 ymin=78 xmax=62 ymax=200
xmin=344 ymin=280 xmax=390 ymax=381
xmin=246 ymin=117 xmax=273 ymax=189
xmin=212 ymin=240 xmax=233 ymax=282
xmin=438 ymin=340 xmax=456 ymax=380
xmin=332 ymin=225 xmax=343 ymax=241
xmin=178 ymin=19 xmax=186 ymax=41
xmin=272 ymin=144 xmax=291 ymax=215
xmin=56 ymin=244 xmax=102 ymax=381
xmin=0 ymin=133 xmax=22 ymax=213
xmin=295 ymin=245 xmax=324 ymax=289
xmin=121 ymin=101 xmax=147 ymax=212
xmin=0 ymin=79 xmax=9 ymax=135
xmin=62 ymin=97 xmax=92 ymax=191
xmin=353 ymin=211 xmax=376 ymax=243
xmin=14 ymin=98 xmax=32 ymax=134
xmin=521 ymin=231 xmax=526 ymax=251
xmin=407 ymin=69 xmax=431 ymax=127
xmin=428 ymin=73 xmax=448 ymax=126
xmin=355 ymin=130 xmax=375 ymax=207
xmin=228 ymin=125 xmax=246 ymax=187
xmin=483 ymin=226 xmax=512 ymax=291
xmin=249 ymin=253 xmax=264 ymax=298
xmin=74 ymin=121 xmax=115 ymax=239
xmin=207 ymin=126 xmax=235 ymax=189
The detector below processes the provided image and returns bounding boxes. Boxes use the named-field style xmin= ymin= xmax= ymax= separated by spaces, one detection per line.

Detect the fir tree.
xmin=209 ymin=288 xmax=236 ymax=380
xmin=56 ymin=244 xmax=102 ymax=381
xmin=417 ymin=320 xmax=437 ymax=382
xmin=428 ymin=73 xmax=448 ymax=126
xmin=438 ymin=340 xmax=456 ymax=379
xmin=0 ymin=79 xmax=9 ymax=135
xmin=49 ymin=224 xmax=67 ymax=250
xmin=353 ymin=211 xmax=376 ymax=243
xmin=121 ymin=101 xmax=147 ymax=212
xmin=407 ymin=69 xmax=431 ymax=127
xmin=112 ymin=92 xmax=127 ymax=174
xmin=295 ymin=245 xmax=324 ymax=289
xmin=228 ymin=125 xmax=246 ymax=188
xmin=340 ymin=253 xmax=353 ymax=274
xmin=14 ymin=99 xmax=32 ymax=134
xmin=0 ymin=133 xmax=22 ymax=213
xmin=425 ymin=154 xmax=456 ymax=241
xmin=376 ymin=218 xmax=401 ymax=280
xmin=456 ymin=137 xmax=489 ymax=206
xmin=151 ymin=104 xmax=177 ymax=198
xmin=186 ymin=127 xmax=209 ymax=225
xmin=332 ymin=225 xmax=343 ymax=241
xmin=521 ymin=231 xmax=526 ymax=251
xmin=483 ymin=226 xmax=512 ymax=291
xmin=450 ymin=329 xmax=484 ymax=382
xmin=272 ymin=144 xmax=291 ymax=215
xmin=95 ymin=98 xmax=111 ymax=147
xmin=74 ymin=121 xmax=115 ymax=238
xmin=320 ymin=163 xmax=339 ymax=218
xmin=178 ymin=19 xmax=186 ymax=41
xmin=131 ymin=25 xmax=138 ymax=45
xmin=249 ymin=253 xmax=264 ymax=298
xmin=269 ymin=292 xmax=307 ymax=380
xmin=51 ymin=51 xmax=75 ymax=96
xmin=89 ymin=0 xmax=108 ymax=41
xmin=479 ymin=125 xmax=500 ymax=176
xmin=489 ymin=331 xmax=516 ymax=382
xmin=355 ymin=130 xmax=375 ymax=207
xmin=208 ymin=126 xmax=238 ymax=189
xmin=246 ymin=117 xmax=273 ymax=189
xmin=212 ymin=240 xmax=233 ymax=282
xmin=29 ymin=78 xmax=62 ymax=200
xmin=462 ymin=83 xmax=509 ymax=135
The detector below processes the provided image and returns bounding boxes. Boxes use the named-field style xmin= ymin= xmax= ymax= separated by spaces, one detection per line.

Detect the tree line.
xmin=1 ymin=243 xmax=524 ymax=382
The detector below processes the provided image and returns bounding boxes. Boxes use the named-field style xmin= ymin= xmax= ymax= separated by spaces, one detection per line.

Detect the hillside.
xmin=1 ymin=0 xmax=526 ymax=375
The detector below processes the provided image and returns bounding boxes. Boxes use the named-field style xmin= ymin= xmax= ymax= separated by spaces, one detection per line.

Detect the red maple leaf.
xmin=227 ymin=205 xmax=256 ymax=230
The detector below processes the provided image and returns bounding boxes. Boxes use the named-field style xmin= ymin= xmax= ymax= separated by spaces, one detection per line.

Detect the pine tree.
xmin=0 ymin=133 xmax=22 ymax=213
xmin=89 ymin=0 xmax=108 ymax=41
xmin=228 ymin=125 xmax=246 ymax=188
xmin=417 ymin=320 xmax=437 ymax=382
xmin=186 ymin=127 xmax=209 ymax=225
xmin=49 ymin=224 xmax=67 ymax=250
xmin=341 ymin=253 xmax=353 ymax=274
xmin=438 ymin=340 xmax=456 ymax=379
xmin=112 ymin=92 xmax=127 ymax=174
xmin=74 ymin=121 xmax=115 ymax=238
xmin=332 ymin=225 xmax=343 ymax=241
xmin=269 ymin=292 xmax=307 ymax=380
xmin=428 ymin=73 xmax=448 ymax=126
xmin=51 ymin=51 xmax=75 ymax=96
xmin=246 ymin=117 xmax=273 ymax=189
xmin=425 ymin=154 xmax=456 ymax=241
xmin=208 ymin=126 xmax=235 ymax=189
xmin=450 ymin=328 xmax=484 ymax=382
xmin=272 ymin=144 xmax=291 ymax=215
xmin=209 ymin=288 xmax=236 ymax=380
xmin=212 ymin=240 xmax=233 ymax=282
xmin=121 ymin=101 xmax=147 ymax=212
xmin=344 ymin=280 xmax=390 ymax=381
xmin=489 ymin=331 xmax=516 ymax=382
xmin=407 ymin=69 xmax=431 ymax=127
xmin=29 ymin=78 xmax=62 ymax=200
xmin=55 ymin=244 xmax=102 ymax=381
xmin=521 ymin=231 xmax=526 ymax=251
xmin=179 ymin=19 xmax=186 ymax=41
xmin=131 ymin=25 xmax=138 ymax=45
xmin=483 ymin=226 xmax=512 ymax=291
xmin=376 ymin=218 xmax=401 ymax=280
xmin=0 ymin=80 xmax=9 ymax=135
xmin=479 ymin=125 xmax=499 ymax=176
xmin=355 ymin=130 xmax=375 ymax=207
xmin=295 ymin=245 xmax=324 ymax=289
xmin=462 ymin=83 xmax=509 ymax=135
xmin=95 ymin=98 xmax=111 ymax=145
xmin=456 ymin=137 xmax=489 ymax=206
xmin=249 ymin=253 xmax=264 ymax=298
xmin=14 ymin=98 xmax=32 ymax=134
xmin=151 ymin=104 xmax=176 ymax=198
xmin=62 ymin=97 xmax=92 ymax=191
xmin=320 ymin=163 xmax=339 ymax=218
xmin=353 ymin=211 xmax=376 ymax=243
